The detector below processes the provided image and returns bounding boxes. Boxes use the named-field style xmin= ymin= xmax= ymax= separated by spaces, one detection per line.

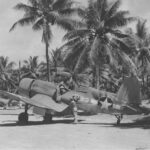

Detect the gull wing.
xmin=31 ymin=94 xmax=68 ymax=112
xmin=0 ymin=90 xmax=68 ymax=112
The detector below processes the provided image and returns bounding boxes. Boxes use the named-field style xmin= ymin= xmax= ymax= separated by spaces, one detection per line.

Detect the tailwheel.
xmin=115 ymin=114 xmax=123 ymax=125
xmin=18 ymin=112 xmax=29 ymax=125
xmin=43 ymin=113 xmax=53 ymax=124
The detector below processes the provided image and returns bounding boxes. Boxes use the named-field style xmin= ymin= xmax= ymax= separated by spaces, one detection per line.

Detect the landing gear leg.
xmin=115 ymin=114 xmax=123 ymax=125
xmin=43 ymin=113 xmax=53 ymax=124
xmin=18 ymin=104 xmax=29 ymax=125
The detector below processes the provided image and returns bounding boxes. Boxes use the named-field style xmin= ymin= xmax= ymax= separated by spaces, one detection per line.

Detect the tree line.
xmin=1 ymin=0 xmax=150 ymax=98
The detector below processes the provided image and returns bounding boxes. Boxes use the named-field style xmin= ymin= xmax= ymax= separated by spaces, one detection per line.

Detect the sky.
xmin=0 ymin=0 xmax=150 ymax=65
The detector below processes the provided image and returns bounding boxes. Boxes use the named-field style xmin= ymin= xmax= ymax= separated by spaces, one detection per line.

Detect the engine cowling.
xmin=18 ymin=78 xmax=57 ymax=98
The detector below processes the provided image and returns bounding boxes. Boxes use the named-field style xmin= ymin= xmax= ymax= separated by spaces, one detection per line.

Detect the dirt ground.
xmin=0 ymin=109 xmax=150 ymax=150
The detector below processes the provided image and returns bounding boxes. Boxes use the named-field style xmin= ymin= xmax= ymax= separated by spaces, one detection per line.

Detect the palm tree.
xmin=50 ymin=48 xmax=64 ymax=72
xmin=126 ymin=19 xmax=150 ymax=85
xmin=63 ymin=0 xmax=134 ymax=88
xmin=135 ymin=19 xmax=150 ymax=76
xmin=0 ymin=56 xmax=16 ymax=91
xmin=21 ymin=56 xmax=41 ymax=79
xmin=10 ymin=0 xmax=82 ymax=81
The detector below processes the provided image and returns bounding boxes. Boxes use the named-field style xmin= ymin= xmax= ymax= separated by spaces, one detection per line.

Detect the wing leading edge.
xmin=0 ymin=90 xmax=68 ymax=112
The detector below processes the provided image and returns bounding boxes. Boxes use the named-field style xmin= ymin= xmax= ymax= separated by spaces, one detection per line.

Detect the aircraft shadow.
xmin=0 ymin=114 xmax=34 ymax=116
xmin=0 ymin=119 xmax=84 ymax=127
xmin=78 ymin=119 xmax=150 ymax=129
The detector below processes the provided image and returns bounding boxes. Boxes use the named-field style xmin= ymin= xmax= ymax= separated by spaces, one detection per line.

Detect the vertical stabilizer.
xmin=117 ymin=75 xmax=141 ymax=105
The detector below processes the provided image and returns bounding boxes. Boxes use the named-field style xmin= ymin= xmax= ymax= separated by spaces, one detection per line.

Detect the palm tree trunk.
xmin=142 ymin=58 xmax=145 ymax=87
xmin=19 ymin=61 xmax=21 ymax=82
xmin=96 ymin=65 xmax=100 ymax=89
xmin=46 ymin=43 xmax=51 ymax=82
xmin=92 ymin=68 xmax=96 ymax=87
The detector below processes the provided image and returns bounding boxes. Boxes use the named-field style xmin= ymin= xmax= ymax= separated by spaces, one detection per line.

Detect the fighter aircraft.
xmin=0 ymin=75 xmax=150 ymax=125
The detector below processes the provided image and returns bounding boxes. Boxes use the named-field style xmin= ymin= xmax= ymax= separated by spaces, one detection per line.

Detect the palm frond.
xmin=55 ymin=17 xmax=84 ymax=31
xmin=118 ymin=50 xmax=137 ymax=74
xmin=32 ymin=17 xmax=43 ymax=30
xmin=64 ymin=41 xmax=86 ymax=70
xmin=111 ymin=37 xmax=132 ymax=54
xmin=74 ymin=45 xmax=90 ymax=74
xmin=86 ymin=1 xmax=99 ymax=29
xmin=28 ymin=0 xmax=38 ymax=7
xmin=105 ymin=0 xmax=121 ymax=19
xmin=10 ymin=16 xmax=37 ymax=32
xmin=105 ymin=11 xmax=135 ymax=28
xmin=58 ymin=8 xmax=81 ymax=16
xmin=0 ymin=56 xmax=9 ymax=69
xmin=53 ymin=0 xmax=74 ymax=10
xmin=136 ymin=19 xmax=147 ymax=40
xmin=89 ymin=36 xmax=102 ymax=64
xmin=96 ymin=0 xmax=108 ymax=21
xmin=63 ymin=29 xmax=89 ymax=41
xmin=14 ymin=3 xmax=36 ymax=12
xmin=105 ymin=43 xmax=117 ymax=66
xmin=109 ymin=29 xmax=129 ymax=38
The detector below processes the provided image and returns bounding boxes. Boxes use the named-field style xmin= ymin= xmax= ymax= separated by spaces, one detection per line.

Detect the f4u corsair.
xmin=0 ymin=75 xmax=150 ymax=125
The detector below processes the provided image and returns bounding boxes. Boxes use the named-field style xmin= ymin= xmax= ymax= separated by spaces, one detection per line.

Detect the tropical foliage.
xmin=0 ymin=0 xmax=149 ymax=98
xmin=21 ymin=56 xmax=41 ymax=79
xmin=0 ymin=56 xmax=16 ymax=91
xmin=62 ymin=0 xmax=135 ymax=88
xmin=10 ymin=0 xmax=83 ymax=81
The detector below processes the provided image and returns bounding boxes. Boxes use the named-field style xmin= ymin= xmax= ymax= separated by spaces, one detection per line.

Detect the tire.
xmin=117 ymin=118 xmax=120 ymax=125
xmin=18 ymin=112 xmax=28 ymax=125
xmin=43 ymin=113 xmax=53 ymax=124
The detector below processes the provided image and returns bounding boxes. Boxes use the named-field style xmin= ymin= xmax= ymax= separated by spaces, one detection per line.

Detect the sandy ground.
xmin=0 ymin=109 xmax=150 ymax=150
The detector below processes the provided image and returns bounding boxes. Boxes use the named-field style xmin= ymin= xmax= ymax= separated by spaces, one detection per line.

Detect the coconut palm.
xmin=63 ymin=0 xmax=134 ymax=88
xmin=135 ymin=19 xmax=150 ymax=77
xmin=126 ymin=19 xmax=150 ymax=85
xmin=10 ymin=0 xmax=83 ymax=81
xmin=135 ymin=19 xmax=150 ymax=49
xmin=0 ymin=56 xmax=16 ymax=91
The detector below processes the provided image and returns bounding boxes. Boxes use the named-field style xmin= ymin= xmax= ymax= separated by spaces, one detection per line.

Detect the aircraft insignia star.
xmin=100 ymin=98 xmax=112 ymax=110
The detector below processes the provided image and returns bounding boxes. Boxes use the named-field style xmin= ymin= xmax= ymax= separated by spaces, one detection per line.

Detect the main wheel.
xmin=18 ymin=112 xmax=28 ymax=125
xmin=43 ymin=113 xmax=53 ymax=124
xmin=117 ymin=118 xmax=121 ymax=125
xmin=115 ymin=114 xmax=123 ymax=125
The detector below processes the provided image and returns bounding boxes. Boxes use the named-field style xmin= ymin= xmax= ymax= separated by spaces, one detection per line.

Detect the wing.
xmin=0 ymin=98 xmax=10 ymax=104
xmin=31 ymin=94 xmax=68 ymax=112
xmin=0 ymin=90 xmax=68 ymax=112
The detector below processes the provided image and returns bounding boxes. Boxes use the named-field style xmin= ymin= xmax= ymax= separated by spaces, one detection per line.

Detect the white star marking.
xmin=100 ymin=98 xmax=112 ymax=110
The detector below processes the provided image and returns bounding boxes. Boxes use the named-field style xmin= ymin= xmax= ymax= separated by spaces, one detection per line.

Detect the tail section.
xmin=116 ymin=75 xmax=141 ymax=105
